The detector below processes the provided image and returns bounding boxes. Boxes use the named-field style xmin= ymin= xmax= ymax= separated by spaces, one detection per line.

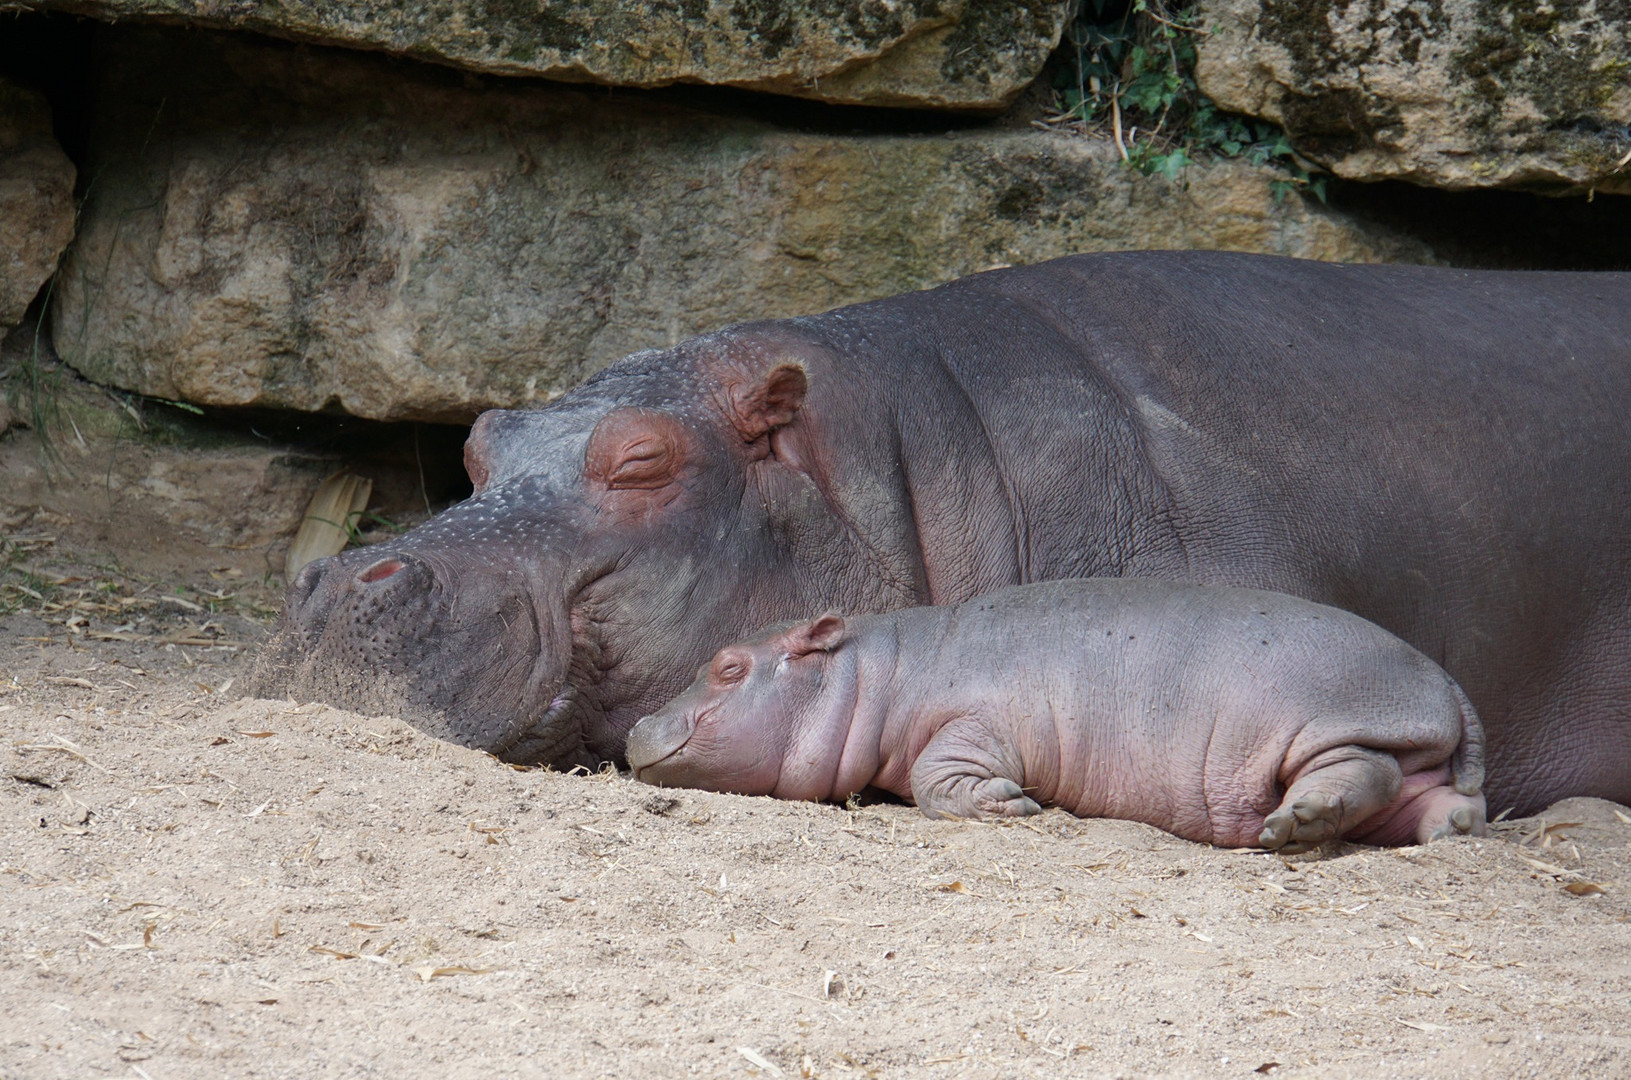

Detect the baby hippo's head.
xmin=626 ymin=614 xmax=851 ymax=799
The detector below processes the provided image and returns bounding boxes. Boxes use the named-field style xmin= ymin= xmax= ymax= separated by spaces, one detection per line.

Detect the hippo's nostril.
xmin=359 ymin=557 xmax=407 ymax=584
xmin=289 ymin=557 xmax=330 ymax=605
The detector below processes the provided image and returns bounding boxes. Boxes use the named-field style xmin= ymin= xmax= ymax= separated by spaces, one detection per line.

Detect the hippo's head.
xmin=625 ymin=614 xmax=856 ymax=798
xmin=251 ymin=328 xmax=911 ymax=767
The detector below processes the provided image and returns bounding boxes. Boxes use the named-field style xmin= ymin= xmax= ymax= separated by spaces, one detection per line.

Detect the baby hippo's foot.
xmin=909 ymin=719 xmax=1041 ymax=821
xmin=1259 ymin=745 xmax=1414 ymax=853
xmin=1422 ymin=795 xmax=1486 ymax=842
xmin=915 ymin=776 xmax=1043 ymax=821
xmin=1353 ymin=785 xmax=1487 ymax=847
xmin=1259 ymin=793 xmax=1345 ymax=854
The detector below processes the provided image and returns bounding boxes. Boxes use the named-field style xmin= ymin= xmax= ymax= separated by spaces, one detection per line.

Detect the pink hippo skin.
xmin=626 ymin=581 xmax=1487 ymax=852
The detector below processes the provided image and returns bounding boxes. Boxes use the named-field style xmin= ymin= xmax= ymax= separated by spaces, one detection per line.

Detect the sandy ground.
xmin=5 ymin=387 xmax=1631 ymax=1079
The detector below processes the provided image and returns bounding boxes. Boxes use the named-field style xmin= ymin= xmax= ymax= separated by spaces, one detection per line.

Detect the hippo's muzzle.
xmin=285 ymin=550 xmax=438 ymax=638
xmin=625 ymin=710 xmax=697 ymax=782
xmin=252 ymin=541 xmax=574 ymax=761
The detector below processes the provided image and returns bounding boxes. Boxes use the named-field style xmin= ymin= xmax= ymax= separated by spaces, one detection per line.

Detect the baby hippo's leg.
xmin=1260 ymin=745 xmax=1406 ymax=854
xmin=1263 ymin=744 xmax=1488 ymax=853
xmin=909 ymin=718 xmax=1042 ymax=820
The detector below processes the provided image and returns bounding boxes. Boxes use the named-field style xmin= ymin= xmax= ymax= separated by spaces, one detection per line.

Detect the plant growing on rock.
xmin=1050 ymin=0 xmax=1328 ymax=201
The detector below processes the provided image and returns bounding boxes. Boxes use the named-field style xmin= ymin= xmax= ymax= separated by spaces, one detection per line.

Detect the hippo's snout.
xmin=626 ymin=711 xmax=696 ymax=781
xmin=253 ymin=540 xmax=576 ymax=760
xmin=282 ymin=549 xmax=438 ymax=635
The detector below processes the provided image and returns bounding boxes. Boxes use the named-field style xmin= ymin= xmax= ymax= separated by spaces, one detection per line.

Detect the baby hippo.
xmin=626 ymin=580 xmax=1486 ymax=852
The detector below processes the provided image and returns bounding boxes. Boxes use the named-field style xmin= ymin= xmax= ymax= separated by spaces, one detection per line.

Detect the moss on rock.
xmin=1198 ymin=0 xmax=1631 ymax=193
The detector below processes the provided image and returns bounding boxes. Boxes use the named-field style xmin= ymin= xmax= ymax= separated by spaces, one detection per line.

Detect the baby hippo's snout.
xmin=626 ymin=710 xmax=696 ymax=782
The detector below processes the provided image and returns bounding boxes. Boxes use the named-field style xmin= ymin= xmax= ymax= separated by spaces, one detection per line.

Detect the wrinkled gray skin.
xmin=252 ymin=251 xmax=1631 ymax=817
xmin=626 ymin=581 xmax=1488 ymax=852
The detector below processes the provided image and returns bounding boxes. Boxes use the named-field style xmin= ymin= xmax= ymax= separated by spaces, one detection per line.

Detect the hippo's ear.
xmin=785 ymin=613 xmax=845 ymax=657
xmin=584 ymin=408 xmax=689 ymax=491
xmin=728 ymin=363 xmax=808 ymax=442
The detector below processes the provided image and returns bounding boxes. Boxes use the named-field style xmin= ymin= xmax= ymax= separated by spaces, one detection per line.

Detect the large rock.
xmin=54 ymin=28 xmax=1431 ymax=423
xmin=1196 ymin=0 xmax=1631 ymax=194
xmin=1 ymin=78 xmax=76 ymax=330
xmin=21 ymin=0 xmax=1071 ymax=111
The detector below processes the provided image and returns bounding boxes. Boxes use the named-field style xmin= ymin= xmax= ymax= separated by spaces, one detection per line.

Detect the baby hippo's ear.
xmin=785 ymin=613 xmax=846 ymax=657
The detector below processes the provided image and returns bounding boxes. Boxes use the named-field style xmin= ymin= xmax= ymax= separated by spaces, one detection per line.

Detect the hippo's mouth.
xmin=496 ymin=682 xmax=598 ymax=766
xmin=625 ymin=707 xmax=700 ymax=781
xmin=629 ymin=756 xmax=678 ymax=785
xmin=539 ymin=689 xmax=575 ymax=729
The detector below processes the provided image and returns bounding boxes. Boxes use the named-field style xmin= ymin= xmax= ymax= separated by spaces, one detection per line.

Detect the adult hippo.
xmin=251 ymin=251 xmax=1631 ymax=817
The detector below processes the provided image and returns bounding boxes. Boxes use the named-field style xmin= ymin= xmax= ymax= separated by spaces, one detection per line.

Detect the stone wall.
xmin=0 ymin=77 xmax=75 ymax=332
xmin=1 ymin=3 xmax=1626 ymax=426
xmin=49 ymin=28 xmax=1427 ymax=423
xmin=19 ymin=0 xmax=1073 ymax=111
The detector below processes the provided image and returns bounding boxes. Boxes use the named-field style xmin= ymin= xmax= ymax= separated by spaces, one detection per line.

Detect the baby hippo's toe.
xmin=975 ymin=778 xmax=1043 ymax=818
xmin=1259 ymin=794 xmax=1345 ymax=854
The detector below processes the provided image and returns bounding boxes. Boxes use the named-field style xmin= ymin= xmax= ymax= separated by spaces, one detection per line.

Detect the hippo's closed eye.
xmin=585 ymin=408 xmax=690 ymax=491
xmin=606 ymin=436 xmax=678 ymax=488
